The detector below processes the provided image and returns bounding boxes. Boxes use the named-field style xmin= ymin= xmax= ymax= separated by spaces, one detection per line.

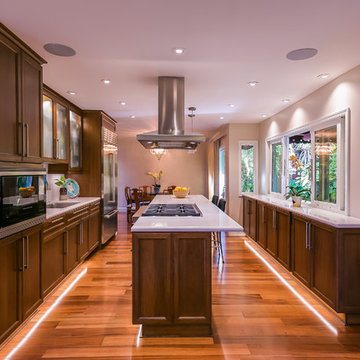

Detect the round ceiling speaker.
xmin=43 ymin=43 xmax=76 ymax=57
xmin=286 ymin=48 xmax=318 ymax=61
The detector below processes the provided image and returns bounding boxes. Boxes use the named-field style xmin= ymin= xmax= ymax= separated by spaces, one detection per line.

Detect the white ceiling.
xmin=1 ymin=0 xmax=360 ymax=136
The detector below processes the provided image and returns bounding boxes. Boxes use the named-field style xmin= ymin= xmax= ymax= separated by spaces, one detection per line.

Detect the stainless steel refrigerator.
xmin=102 ymin=127 xmax=118 ymax=244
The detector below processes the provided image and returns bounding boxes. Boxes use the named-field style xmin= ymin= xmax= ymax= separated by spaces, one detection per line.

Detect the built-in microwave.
xmin=0 ymin=167 xmax=46 ymax=239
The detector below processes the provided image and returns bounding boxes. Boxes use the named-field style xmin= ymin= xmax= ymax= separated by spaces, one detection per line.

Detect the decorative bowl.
xmin=19 ymin=187 xmax=35 ymax=198
xmin=173 ymin=189 xmax=188 ymax=198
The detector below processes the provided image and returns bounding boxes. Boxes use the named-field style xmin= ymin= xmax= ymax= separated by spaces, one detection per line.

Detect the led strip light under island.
xmin=131 ymin=194 xmax=243 ymax=337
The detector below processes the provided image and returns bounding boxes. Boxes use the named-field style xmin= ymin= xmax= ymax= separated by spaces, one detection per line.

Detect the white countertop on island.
xmin=243 ymin=193 xmax=360 ymax=228
xmin=131 ymin=194 xmax=243 ymax=232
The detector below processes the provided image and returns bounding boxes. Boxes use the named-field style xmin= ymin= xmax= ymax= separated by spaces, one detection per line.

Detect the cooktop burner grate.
xmin=142 ymin=203 xmax=201 ymax=217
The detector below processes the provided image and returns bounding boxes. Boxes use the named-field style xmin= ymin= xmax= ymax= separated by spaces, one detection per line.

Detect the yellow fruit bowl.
xmin=173 ymin=188 xmax=188 ymax=198
xmin=19 ymin=187 xmax=35 ymax=198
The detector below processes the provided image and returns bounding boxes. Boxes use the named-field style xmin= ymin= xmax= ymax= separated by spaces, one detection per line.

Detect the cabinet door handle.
xmin=262 ymin=206 xmax=265 ymax=224
xmin=24 ymin=235 xmax=29 ymax=270
xmin=25 ymin=123 xmax=29 ymax=157
xmin=80 ymin=223 xmax=83 ymax=245
xmin=273 ymin=210 xmax=276 ymax=229
xmin=305 ymin=222 xmax=308 ymax=249
xmin=22 ymin=123 xmax=26 ymax=157
xmin=73 ymin=206 xmax=88 ymax=215
xmin=56 ymin=138 xmax=60 ymax=159
xmin=19 ymin=237 xmax=25 ymax=271
xmin=308 ymin=223 xmax=312 ymax=249
xmin=64 ymin=232 xmax=68 ymax=255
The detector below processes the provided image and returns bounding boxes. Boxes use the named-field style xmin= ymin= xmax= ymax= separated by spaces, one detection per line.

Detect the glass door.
xmin=55 ymin=103 xmax=67 ymax=160
xmin=219 ymin=142 xmax=226 ymax=200
xmin=69 ymin=110 xmax=81 ymax=168
xmin=42 ymin=95 xmax=53 ymax=158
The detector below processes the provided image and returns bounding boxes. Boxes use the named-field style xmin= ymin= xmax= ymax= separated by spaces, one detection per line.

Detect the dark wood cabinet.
xmin=0 ymin=24 xmax=45 ymax=164
xmin=79 ymin=216 xmax=89 ymax=261
xmin=0 ymin=225 xmax=42 ymax=344
xmin=0 ymin=32 xmax=21 ymax=162
xmin=132 ymin=232 xmax=212 ymax=337
xmin=243 ymin=196 xmax=257 ymax=240
xmin=0 ymin=234 xmax=21 ymax=344
xmin=42 ymin=219 xmax=67 ymax=297
xmin=88 ymin=204 xmax=101 ymax=251
xmin=21 ymin=225 xmax=42 ymax=320
xmin=21 ymin=52 xmax=42 ymax=163
xmin=266 ymin=207 xmax=277 ymax=257
xmin=291 ymin=215 xmax=336 ymax=307
xmin=65 ymin=224 xmax=80 ymax=273
xmin=256 ymin=201 xmax=267 ymax=248
xmin=276 ymin=209 xmax=291 ymax=269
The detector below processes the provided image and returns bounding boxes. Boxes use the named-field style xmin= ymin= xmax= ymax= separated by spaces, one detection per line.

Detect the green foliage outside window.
xmin=241 ymin=145 xmax=254 ymax=192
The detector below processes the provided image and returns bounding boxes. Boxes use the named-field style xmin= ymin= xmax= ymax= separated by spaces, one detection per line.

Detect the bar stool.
xmin=213 ymin=198 xmax=226 ymax=263
xmin=211 ymin=194 xmax=219 ymax=206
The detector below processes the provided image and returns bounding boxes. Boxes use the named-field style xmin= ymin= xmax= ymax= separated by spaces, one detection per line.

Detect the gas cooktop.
xmin=142 ymin=203 xmax=201 ymax=217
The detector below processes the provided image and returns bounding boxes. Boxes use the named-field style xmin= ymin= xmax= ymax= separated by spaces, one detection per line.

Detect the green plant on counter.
xmin=54 ymin=176 xmax=67 ymax=188
xmin=285 ymin=185 xmax=311 ymax=201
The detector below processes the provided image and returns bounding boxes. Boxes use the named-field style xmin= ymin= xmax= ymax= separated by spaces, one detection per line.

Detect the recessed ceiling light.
xmin=101 ymin=79 xmax=111 ymax=84
xmin=130 ymin=115 xmax=136 ymax=119
xmin=286 ymin=48 xmax=318 ymax=61
xmin=248 ymin=81 xmax=259 ymax=87
xmin=173 ymin=47 xmax=185 ymax=54
xmin=281 ymin=99 xmax=291 ymax=103
xmin=67 ymin=91 xmax=76 ymax=95
xmin=120 ymin=101 xmax=126 ymax=106
xmin=261 ymin=114 xmax=267 ymax=118
xmin=220 ymin=116 xmax=224 ymax=120
xmin=317 ymin=73 xmax=330 ymax=79
xmin=229 ymin=104 xmax=235 ymax=108
xmin=43 ymin=43 xmax=76 ymax=57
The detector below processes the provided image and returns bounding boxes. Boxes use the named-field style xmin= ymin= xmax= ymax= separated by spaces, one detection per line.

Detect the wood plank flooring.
xmin=1 ymin=213 xmax=360 ymax=359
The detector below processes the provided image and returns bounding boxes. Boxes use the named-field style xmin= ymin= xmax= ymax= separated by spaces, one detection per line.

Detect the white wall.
xmin=117 ymin=137 xmax=208 ymax=210
xmin=259 ymin=64 xmax=360 ymax=217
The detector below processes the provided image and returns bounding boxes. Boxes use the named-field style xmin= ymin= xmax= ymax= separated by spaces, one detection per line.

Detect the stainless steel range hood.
xmin=136 ymin=77 xmax=206 ymax=150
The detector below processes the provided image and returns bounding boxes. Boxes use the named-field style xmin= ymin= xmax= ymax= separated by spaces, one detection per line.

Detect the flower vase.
xmin=153 ymin=185 xmax=160 ymax=194
xmin=292 ymin=196 xmax=302 ymax=207
xmin=59 ymin=187 xmax=67 ymax=201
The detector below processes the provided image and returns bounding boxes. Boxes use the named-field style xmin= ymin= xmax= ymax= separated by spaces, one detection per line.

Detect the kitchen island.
xmin=131 ymin=195 xmax=242 ymax=337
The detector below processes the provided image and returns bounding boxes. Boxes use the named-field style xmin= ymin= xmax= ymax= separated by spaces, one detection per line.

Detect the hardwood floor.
xmin=1 ymin=213 xmax=360 ymax=359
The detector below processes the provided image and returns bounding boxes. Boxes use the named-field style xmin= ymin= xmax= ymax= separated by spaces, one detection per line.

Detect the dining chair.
xmin=211 ymin=195 xmax=219 ymax=206
xmin=138 ymin=185 xmax=152 ymax=204
xmin=213 ymin=198 xmax=226 ymax=263
xmin=124 ymin=186 xmax=134 ymax=223
xmin=167 ymin=185 xmax=177 ymax=195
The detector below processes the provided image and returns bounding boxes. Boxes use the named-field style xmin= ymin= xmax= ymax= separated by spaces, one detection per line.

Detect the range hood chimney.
xmin=136 ymin=77 xmax=206 ymax=150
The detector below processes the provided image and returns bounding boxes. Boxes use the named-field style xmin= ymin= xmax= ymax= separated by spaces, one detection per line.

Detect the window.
xmin=239 ymin=141 xmax=258 ymax=194
xmin=271 ymin=142 xmax=282 ymax=193
xmin=267 ymin=111 xmax=348 ymax=212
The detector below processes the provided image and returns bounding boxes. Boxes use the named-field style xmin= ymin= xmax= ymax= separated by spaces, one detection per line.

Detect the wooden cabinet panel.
xmin=65 ymin=225 xmax=80 ymax=273
xmin=291 ymin=216 xmax=310 ymax=287
xmin=21 ymin=52 xmax=42 ymax=162
xmin=42 ymin=231 xmax=66 ymax=297
xmin=257 ymin=202 xmax=267 ymax=248
xmin=277 ymin=210 xmax=291 ymax=269
xmin=0 ymin=33 xmax=21 ymax=162
xmin=266 ymin=208 xmax=277 ymax=257
xmin=132 ymin=233 xmax=172 ymax=325
xmin=243 ymin=196 xmax=257 ymax=240
xmin=0 ymin=235 xmax=21 ymax=344
xmin=173 ymin=233 xmax=211 ymax=324
xmin=310 ymin=223 xmax=336 ymax=308
xmin=79 ymin=218 xmax=89 ymax=261
xmin=22 ymin=226 xmax=42 ymax=320
xmin=88 ymin=208 xmax=100 ymax=251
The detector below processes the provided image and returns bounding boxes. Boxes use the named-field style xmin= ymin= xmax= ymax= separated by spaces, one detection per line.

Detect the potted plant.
xmin=285 ymin=185 xmax=311 ymax=207
xmin=147 ymin=170 xmax=163 ymax=194
xmin=54 ymin=176 xmax=68 ymax=200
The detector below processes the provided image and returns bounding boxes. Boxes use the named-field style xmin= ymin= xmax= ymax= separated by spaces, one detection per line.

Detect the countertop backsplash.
xmin=46 ymin=173 xmax=66 ymax=203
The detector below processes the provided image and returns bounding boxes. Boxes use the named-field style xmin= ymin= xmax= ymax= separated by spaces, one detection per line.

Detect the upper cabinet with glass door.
xmin=69 ymin=109 xmax=82 ymax=170
xmin=42 ymin=86 xmax=82 ymax=170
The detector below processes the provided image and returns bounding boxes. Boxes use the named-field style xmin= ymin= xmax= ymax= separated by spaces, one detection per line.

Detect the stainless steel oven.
xmin=0 ymin=167 xmax=46 ymax=239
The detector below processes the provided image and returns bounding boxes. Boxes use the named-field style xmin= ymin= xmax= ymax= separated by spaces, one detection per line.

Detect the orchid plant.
xmin=147 ymin=170 xmax=163 ymax=186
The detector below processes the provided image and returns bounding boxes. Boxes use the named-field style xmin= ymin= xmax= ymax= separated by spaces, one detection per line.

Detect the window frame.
xmin=266 ymin=109 xmax=349 ymax=214
xmin=238 ymin=140 xmax=258 ymax=195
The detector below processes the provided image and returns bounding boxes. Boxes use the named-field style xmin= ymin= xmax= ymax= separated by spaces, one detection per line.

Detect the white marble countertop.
xmin=46 ymin=197 xmax=100 ymax=220
xmin=242 ymin=193 xmax=360 ymax=228
xmin=131 ymin=194 xmax=243 ymax=232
